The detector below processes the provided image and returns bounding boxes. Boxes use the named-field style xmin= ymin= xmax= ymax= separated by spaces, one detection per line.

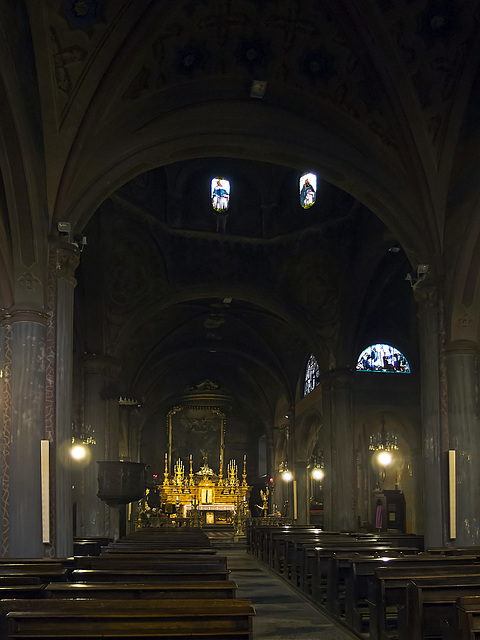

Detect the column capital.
xmin=50 ymin=242 xmax=81 ymax=284
xmin=0 ymin=306 xmax=50 ymax=327
xmin=413 ymin=280 xmax=441 ymax=310
xmin=445 ymin=339 xmax=480 ymax=357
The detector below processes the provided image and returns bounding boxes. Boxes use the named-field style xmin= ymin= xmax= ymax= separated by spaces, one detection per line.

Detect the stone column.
xmin=415 ymin=283 xmax=447 ymax=547
xmin=321 ymin=370 xmax=356 ymax=531
xmin=77 ymin=355 xmax=121 ymax=539
xmin=0 ymin=308 xmax=49 ymax=557
xmin=445 ymin=340 xmax=480 ymax=545
xmin=51 ymin=243 xmax=80 ymax=558
xmin=293 ymin=461 xmax=309 ymax=524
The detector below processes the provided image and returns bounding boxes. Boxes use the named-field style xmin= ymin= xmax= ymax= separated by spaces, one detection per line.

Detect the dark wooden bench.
xmin=45 ymin=579 xmax=238 ymax=600
xmin=306 ymin=543 xmax=413 ymax=602
xmin=341 ymin=554 xmax=474 ymax=634
xmin=2 ymin=598 xmax=255 ymax=639
xmin=74 ymin=554 xmax=228 ymax=571
xmin=456 ymin=595 xmax=480 ymax=639
xmin=400 ymin=576 xmax=480 ymax=640
xmin=0 ymin=563 xmax=68 ymax=581
xmin=102 ymin=542 xmax=216 ymax=555
xmin=70 ymin=567 xmax=231 ymax=582
xmin=368 ymin=560 xmax=480 ymax=640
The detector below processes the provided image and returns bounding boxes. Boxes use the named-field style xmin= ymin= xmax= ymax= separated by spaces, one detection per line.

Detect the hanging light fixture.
xmin=310 ymin=446 xmax=325 ymax=481
xmin=312 ymin=466 xmax=324 ymax=481
xmin=70 ymin=421 xmax=97 ymax=460
xmin=369 ymin=412 xmax=398 ymax=451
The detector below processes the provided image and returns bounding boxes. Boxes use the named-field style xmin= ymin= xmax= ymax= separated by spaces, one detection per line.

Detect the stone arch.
xmin=356 ymin=409 xmax=422 ymax=533
xmin=56 ymin=97 xmax=431 ymax=266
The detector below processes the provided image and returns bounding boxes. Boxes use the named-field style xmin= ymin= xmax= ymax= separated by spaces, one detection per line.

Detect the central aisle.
xmin=216 ymin=547 xmax=359 ymax=640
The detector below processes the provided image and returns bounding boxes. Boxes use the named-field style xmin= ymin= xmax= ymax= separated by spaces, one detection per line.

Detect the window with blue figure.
xmin=299 ymin=172 xmax=317 ymax=209
xmin=304 ymin=353 xmax=321 ymax=396
xmin=356 ymin=343 xmax=410 ymax=373
xmin=211 ymin=177 xmax=230 ymax=212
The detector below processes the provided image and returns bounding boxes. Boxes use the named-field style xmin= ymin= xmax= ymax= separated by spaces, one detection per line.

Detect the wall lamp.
xmin=312 ymin=466 xmax=324 ymax=481
xmin=405 ymin=264 xmax=429 ymax=288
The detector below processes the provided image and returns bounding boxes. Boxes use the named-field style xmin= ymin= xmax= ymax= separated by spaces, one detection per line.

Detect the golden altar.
xmin=149 ymin=455 xmax=251 ymax=526
xmin=137 ymin=380 xmax=252 ymax=528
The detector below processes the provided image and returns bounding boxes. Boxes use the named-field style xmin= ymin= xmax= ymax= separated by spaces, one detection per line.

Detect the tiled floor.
xmin=218 ymin=548 xmax=359 ymax=640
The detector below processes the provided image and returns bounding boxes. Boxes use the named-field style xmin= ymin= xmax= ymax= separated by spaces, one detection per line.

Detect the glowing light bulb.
xmin=282 ymin=470 xmax=293 ymax=482
xmin=71 ymin=444 xmax=87 ymax=460
xmin=312 ymin=467 xmax=324 ymax=481
xmin=377 ymin=451 xmax=392 ymax=467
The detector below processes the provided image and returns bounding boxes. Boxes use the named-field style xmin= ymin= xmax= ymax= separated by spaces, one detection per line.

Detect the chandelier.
xmin=369 ymin=412 xmax=398 ymax=451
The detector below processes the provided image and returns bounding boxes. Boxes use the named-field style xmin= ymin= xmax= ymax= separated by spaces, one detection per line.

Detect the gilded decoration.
xmin=138 ymin=380 xmax=251 ymax=530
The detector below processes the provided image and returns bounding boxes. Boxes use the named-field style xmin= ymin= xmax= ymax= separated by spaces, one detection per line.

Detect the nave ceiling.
xmin=1 ymin=0 xmax=479 ymax=453
xmin=74 ymin=157 xmax=415 ymax=452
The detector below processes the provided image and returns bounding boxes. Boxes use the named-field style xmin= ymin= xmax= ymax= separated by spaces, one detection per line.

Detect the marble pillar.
xmin=446 ymin=340 xmax=480 ymax=545
xmin=78 ymin=355 xmax=121 ymax=539
xmin=415 ymin=284 xmax=447 ymax=547
xmin=52 ymin=244 xmax=80 ymax=557
xmin=1 ymin=310 xmax=49 ymax=557
xmin=321 ymin=370 xmax=356 ymax=531
xmin=293 ymin=461 xmax=309 ymax=524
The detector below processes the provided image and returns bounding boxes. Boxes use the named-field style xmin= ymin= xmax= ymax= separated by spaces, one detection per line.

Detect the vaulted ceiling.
xmin=3 ymin=0 xmax=480 ymax=454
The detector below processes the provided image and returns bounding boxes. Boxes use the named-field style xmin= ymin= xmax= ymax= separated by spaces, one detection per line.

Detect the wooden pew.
xmin=456 ymin=595 xmax=480 ymax=639
xmin=0 ymin=565 xmax=68 ymax=601
xmin=70 ymin=566 xmax=231 ymax=582
xmin=368 ymin=560 xmax=480 ymax=640
xmin=400 ymin=576 xmax=480 ymax=640
xmin=0 ymin=562 xmax=68 ymax=581
xmin=2 ymin=598 xmax=255 ymax=639
xmin=101 ymin=545 xmax=218 ymax=555
xmin=74 ymin=554 xmax=228 ymax=572
xmin=303 ymin=543 xmax=413 ymax=599
xmin=45 ymin=579 xmax=238 ymax=600
xmin=101 ymin=541 xmax=217 ymax=555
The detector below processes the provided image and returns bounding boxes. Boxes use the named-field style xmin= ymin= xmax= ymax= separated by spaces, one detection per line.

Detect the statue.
xmin=255 ymin=487 xmax=269 ymax=518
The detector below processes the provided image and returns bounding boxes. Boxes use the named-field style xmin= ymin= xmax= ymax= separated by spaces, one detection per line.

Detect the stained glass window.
xmin=299 ymin=172 xmax=317 ymax=209
xmin=304 ymin=353 xmax=320 ymax=396
xmin=211 ymin=177 xmax=230 ymax=212
xmin=356 ymin=343 xmax=410 ymax=373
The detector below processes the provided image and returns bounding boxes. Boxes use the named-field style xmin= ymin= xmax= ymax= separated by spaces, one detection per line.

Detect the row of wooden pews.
xmin=0 ymin=528 xmax=255 ymax=639
xmin=248 ymin=522 xmax=480 ymax=640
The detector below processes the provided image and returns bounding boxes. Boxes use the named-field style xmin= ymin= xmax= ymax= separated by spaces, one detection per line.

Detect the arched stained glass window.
xmin=299 ymin=172 xmax=317 ymax=209
xmin=211 ymin=177 xmax=230 ymax=212
xmin=304 ymin=353 xmax=321 ymax=396
xmin=356 ymin=343 xmax=410 ymax=373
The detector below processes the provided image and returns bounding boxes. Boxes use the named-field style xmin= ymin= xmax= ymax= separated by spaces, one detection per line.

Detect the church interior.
xmin=2 ymin=0 xmax=480 ymax=638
